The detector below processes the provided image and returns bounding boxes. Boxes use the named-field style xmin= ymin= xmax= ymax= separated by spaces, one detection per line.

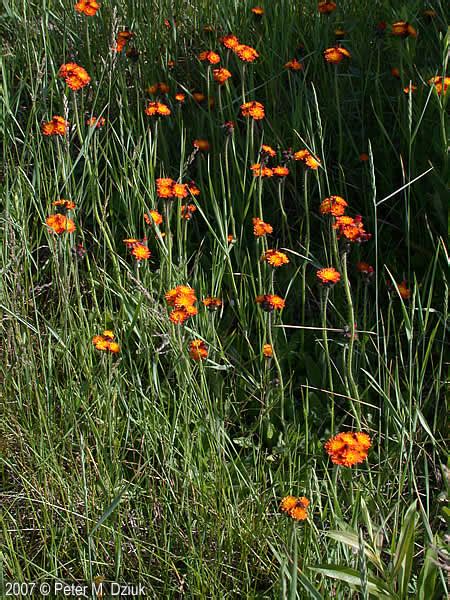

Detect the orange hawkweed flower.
xmin=74 ymin=0 xmax=100 ymax=16
xmin=251 ymin=163 xmax=273 ymax=177
xmin=46 ymin=214 xmax=76 ymax=234
xmin=262 ymin=344 xmax=273 ymax=358
xmin=187 ymin=181 xmax=201 ymax=196
xmin=391 ymin=67 xmax=401 ymax=79
xmin=144 ymin=210 xmax=163 ymax=226
xmin=53 ymin=199 xmax=76 ymax=211
xmin=156 ymin=178 xmax=175 ymax=198
xmin=86 ymin=116 xmax=106 ymax=128
xmin=324 ymin=431 xmax=371 ymax=467
xmin=213 ymin=67 xmax=232 ymax=84
xmin=166 ymin=285 xmax=197 ymax=324
xmin=192 ymin=91 xmax=206 ymax=103
xmin=252 ymin=217 xmax=273 ymax=237
xmin=181 ymin=204 xmax=197 ymax=220
xmin=320 ymin=195 xmax=348 ymax=217
xmin=114 ymin=31 xmax=133 ymax=52
xmin=147 ymin=82 xmax=170 ymax=95
xmin=261 ymin=144 xmax=276 ymax=157
xmin=251 ymin=6 xmax=264 ymax=15
xmin=189 ymin=339 xmax=208 ymax=361
xmin=92 ymin=331 xmax=120 ymax=353
xmin=317 ymin=267 xmax=340 ymax=285
xmin=397 ymin=280 xmax=411 ymax=300
xmin=131 ymin=242 xmax=151 ymax=260
xmin=241 ymin=100 xmax=265 ymax=120
xmin=323 ymin=46 xmax=351 ymax=64
xmin=256 ymin=294 xmax=285 ymax=311
xmin=58 ymin=63 xmax=90 ymax=90
xmin=123 ymin=238 xmax=140 ymax=247
xmin=145 ymin=101 xmax=171 ymax=116
xmin=263 ymin=249 xmax=289 ymax=267
xmin=356 ymin=261 xmax=374 ymax=276
xmin=391 ymin=21 xmax=417 ymax=38
xmin=199 ymin=50 xmax=221 ymax=64
xmin=234 ymin=44 xmax=259 ymax=63
xmin=359 ymin=152 xmax=369 ymax=162
xmin=285 ymin=58 xmax=303 ymax=71
xmin=333 ymin=215 xmax=371 ymax=242
xmin=273 ymin=166 xmax=289 ymax=177
xmin=280 ymin=496 xmax=309 ymax=521
xmin=42 ymin=116 xmax=69 ymax=136
xmin=403 ymin=84 xmax=417 ymax=94
xmin=193 ymin=139 xmax=210 ymax=151
xmin=227 ymin=234 xmax=235 ymax=243
xmin=428 ymin=76 xmax=450 ymax=96
xmin=294 ymin=149 xmax=321 ymax=170
xmin=318 ymin=1 xmax=336 ymax=14
xmin=175 ymin=92 xmax=186 ymax=103
xmin=202 ymin=297 xmax=222 ymax=310
xmin=220 ymin=34 xmax=240 ymax=50
xmin=173 ymin=183 xmax=188 ymax=198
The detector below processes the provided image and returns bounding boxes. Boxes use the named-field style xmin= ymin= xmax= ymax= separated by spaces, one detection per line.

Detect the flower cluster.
xmin=123 ymin=238 xmax=152 ymax=261
xmin=324 ymin=432 xmax=371 ymax=467
xmin=92 ymin=330 xmax=120 ymax=354
xmin=42 ymin=116 xmax=69 ymax=136
xmin=58 ymin=63 xmax=91 ymax=91
xmin=256 ymin=294 xmax=285 ymax=312
xmin=294 ymin=149 xmax=321 ymax=170
xmin=165 ymin=285 xmax=198 ymax=324
xmin=280 ymin=496 xmax=309 ymax=521
xmin=189 ymin=339 xmax=208 ymax=361
xmin=241 ymin=101 xmax=265 ymax=120
xmin=74 ymin=0 xmax=100 ymax=16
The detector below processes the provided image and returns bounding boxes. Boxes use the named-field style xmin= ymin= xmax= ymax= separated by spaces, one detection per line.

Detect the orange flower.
xmin=391 ymin=67 xmax=401 ymax=79
xmin=335 ymin=28 xmax=347 ymax=39
xmin=428 ymin=76 xmax=450 ymax=96
xmin=167 ymin=60 xmax=175 ymax=69
xmin=333 ymin=215 xmax=371 ymax=242
xmin=241 ymin=100 xmax=265 ymax=120
xmin=53 ymin=199 xmax=76 ymax=211
xmin=145 ymin=101 xmax=171 ymax=116
xmin=86 ymin=116 xmax=106 ymax=128
xmin=173 ymin=183 xmax=188 ymax=198
xmin=147 ymin=82 xmax=170 ymax=95
xmin=261 ymin=144 xmax=276 ymax=157
xmin=156 ymin=178 xmax=175 ymax=198
xmin=166 ymin=285 xmax=197 ymax=324
xmin=256 ymin=294 xmax=285 ymax=311
xmin=220 ymin=34 xmax=240 ymax=50
xmin=175 ymin=92 xmax=186 ymax=103
xmin=234 ymin=44 xmax=259 ymax=63
xmin=356 ymin=261 xmax=374 ymax=275
xmin=318 ymin=1 xmax=336 ymax=14
xmin=42 ymin=116 xmax=69 ymax=136
xmin=169 ymin=309 xmax=190 ymax=324
xmin=187 ymin=181 xmax=201 ymax=196
xmin=251 ymin=163 xmax=273 ymax=178
xmin=325 ymin=431 xmax=371 ymax=467
xmin=227 ymin=234 xmax=235 ymax=243
xmin=144 ymin=210 xmax=163 ymax=226
xmin=58 ymin=63 xmax=90 ymax=90
xmin=251 ymin=6 xmax=264 ymax=15
xmin=114 ymin=31 xmax=133 ymax=52
xmin=92 ymin=331 xmax=120 ymax=353
xmin=202 ymin=297 xmax=222 ymax=310
xmin=319 ymin=195 xmax=348 ymax=217
xmin=391 ymin=21 xmax=417 ymax=38
xmin=273 ymin=166 xmax=289 ymax=177
xmin=323 ymin=46 xmax=351 ymax=64
xmin=316 ymin=267 xmax=340 ymax=285
xmin=403 ymin=84 xmax=417 ymax=94
xmin=263 ymin=249 xmax=289 ymax=267
xmin=74 ymin=0 xmax=100 ymax=16
xmin=294 ymin=149 xmax=321 ymax=170
xmin=213 ymin=67 xmax=232 ymax=84
xmin=46 ymin=214 xmax=76 ymax=234
xmin=192 ymin=91 xmax=206 ymax=103
xmin=131 ymin=242 xmax=151 ymax=260
xmin=359 ymin=152 xmax=369 ymax=162
xmin=181 ymin=204 xmax=197 ymax=220
xmin=189 ymin=339 xmax=208 ymax=361
xmin=397 ymin=280 xmax=411 ymax=300
xmin=285 ymin=58 xmax=303 ymax=71
xmin=280 ymin=496 xmax=309 ymax=521
xmin=123 ymin=238 xmax=140 ymax=247
xmin=199 ymin=50 xmax=221 ymax=64
xmin=252 ymin=217 xmax=273 ymax=237
xmin=193 ymin=139 xmax=210 ymax=151
xmin=262 ymin=344 xmax=273 ymax=358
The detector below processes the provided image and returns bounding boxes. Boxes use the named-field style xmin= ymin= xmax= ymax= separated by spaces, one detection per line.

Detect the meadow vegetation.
xmin=1 ymin=0 xmax=448 ymax=597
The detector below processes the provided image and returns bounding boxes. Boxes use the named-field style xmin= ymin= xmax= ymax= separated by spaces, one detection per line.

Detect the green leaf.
xmin=417 ymin=545 xmax=438 ymax=600
xmin=88 ymin=486 xmax=128 ymax=537
xmin=311 ymin=565 xmax=396 ymax=598
xmin=392 ymin=501 xmax=418 ymax=598
xmin=326 ymin=531 xmax=383 ymax=570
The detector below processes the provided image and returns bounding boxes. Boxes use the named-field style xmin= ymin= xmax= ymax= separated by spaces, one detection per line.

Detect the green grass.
xmin=1 ymin=0 xmax=448 ymax=597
